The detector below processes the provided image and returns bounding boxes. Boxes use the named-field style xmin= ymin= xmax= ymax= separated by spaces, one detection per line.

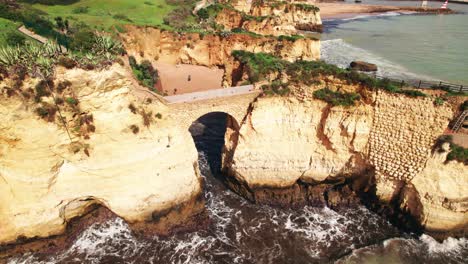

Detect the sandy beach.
xmin=155 ymin=62 xmax=224 ymax=95
xmin=317 ymin=2 xmax=451 ymax=19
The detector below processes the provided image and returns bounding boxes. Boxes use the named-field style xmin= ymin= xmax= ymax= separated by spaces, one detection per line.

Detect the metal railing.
xmin=371 ymin=74 xmax=467 ymax=93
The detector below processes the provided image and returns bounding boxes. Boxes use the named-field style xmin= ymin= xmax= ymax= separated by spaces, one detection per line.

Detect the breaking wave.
xmin=320 ymin=38 xmax=436 ymax=81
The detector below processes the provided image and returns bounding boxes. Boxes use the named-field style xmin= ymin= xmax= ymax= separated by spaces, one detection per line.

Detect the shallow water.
xmin=321 ymin=1 xmax=468 ymax=84
xmin=9 ymin=113 xmax=468 ymax=264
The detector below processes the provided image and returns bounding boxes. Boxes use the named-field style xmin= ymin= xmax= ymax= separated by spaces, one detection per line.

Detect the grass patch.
xmin=0 ymin=18 xmax=21 ymax=47
xmin=313 ymin=88 xmax=361 ymax=107
xmin=30 ymin=0 xmax=177 ymax=31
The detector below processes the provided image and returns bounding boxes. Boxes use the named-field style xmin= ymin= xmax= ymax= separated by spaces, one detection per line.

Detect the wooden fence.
xmin=371 ymin=74 xmax=467 ymax=93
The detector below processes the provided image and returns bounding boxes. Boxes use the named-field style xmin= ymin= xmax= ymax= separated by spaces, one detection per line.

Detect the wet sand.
xmin=155 ymin=63 xmax=224 ymax=96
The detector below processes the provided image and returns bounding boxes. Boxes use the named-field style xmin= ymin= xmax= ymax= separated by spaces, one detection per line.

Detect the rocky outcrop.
xmin=410 ymin=143 xmax=468 ymax=238
xmin=350 ymin=61 xmax=378 ymax=72
xmin=222 ymin=86 xmax=467 ymax=237
xmin=0 ymin=65 xmax=204 ymax=247
xmin=121 ymin=25 xmax=320 ymax=85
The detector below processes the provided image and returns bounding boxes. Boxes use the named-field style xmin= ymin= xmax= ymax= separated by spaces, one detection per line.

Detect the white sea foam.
xmin=420 ymin=234 xmax=468 ymax=254
xmin=321 ymin=38 xmax=435 ymax=81
xmin=325 ymin=11 xmax=416 ymax=23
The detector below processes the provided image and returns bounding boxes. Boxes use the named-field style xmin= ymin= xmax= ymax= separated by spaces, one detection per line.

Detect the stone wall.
xmin=369 ymin=91 xmax=453 ymax=201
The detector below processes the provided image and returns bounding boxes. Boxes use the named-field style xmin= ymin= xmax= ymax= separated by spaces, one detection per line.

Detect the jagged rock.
xmin=350 ymin=61 xmax=378 ymax=72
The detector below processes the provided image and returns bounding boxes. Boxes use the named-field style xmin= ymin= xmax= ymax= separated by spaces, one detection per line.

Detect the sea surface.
xmin=9 ymin=113 xmax=468 ymax=264
xmin=321 ymin=0 xmax=468 ymax=85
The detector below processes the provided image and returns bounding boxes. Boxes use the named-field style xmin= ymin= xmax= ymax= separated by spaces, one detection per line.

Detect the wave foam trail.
xmin=320 ymin=39 xmax=434 ymax=81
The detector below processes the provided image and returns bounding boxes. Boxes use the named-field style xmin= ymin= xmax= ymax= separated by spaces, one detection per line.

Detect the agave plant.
xmin=0 ymin=46 xmax=21 ymax=67
xmin=93 ymin=35 xmax=123 ymax=55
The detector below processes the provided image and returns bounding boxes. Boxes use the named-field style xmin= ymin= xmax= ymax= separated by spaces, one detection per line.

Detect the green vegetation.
xmin=435 ymin=135 xmax=468 ymax=164
xmin=0 ymin=34 xmax=123 ymax=78
xmin=129 ymin=56 xmax=159 ymax=92
xmin=461 ymin=100 xmax=468 ymax=111
xmin=230 ymin=28 xmax=262 ymax=38
xmin=0 ymin=18 xmax=23 ymax=47
xmin=30 ymin=0 xmax=177 ymax=31
xmin=292 ymin=3 xmax=320 ymax=13
xmin=313 ymin=88 xmax=361 ymax=107
xmin=277 ymin=35 xmax=304 ymax=42
xmin=231 ymin=50 xmax=284 ymax=83
xmin=434 ymin=97 xmax=445 ymax=106
xmin=261 ymin=81 xmax=290 ymax=96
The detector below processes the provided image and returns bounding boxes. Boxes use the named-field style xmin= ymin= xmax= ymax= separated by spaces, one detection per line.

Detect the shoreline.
xmin=317 ymin=3 xmax=454 ymax=19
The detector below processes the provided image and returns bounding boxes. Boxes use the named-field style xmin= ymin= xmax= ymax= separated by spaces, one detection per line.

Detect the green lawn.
xmin=32 ymin=0 xmax=176 ymax=31
xmin=0 ymin=18 xmax=20 ymax=47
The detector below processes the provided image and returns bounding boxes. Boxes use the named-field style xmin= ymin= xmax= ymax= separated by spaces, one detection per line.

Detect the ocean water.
xmin=8 ymin=113 xmax=468 ymax=264
xmin=321 ymin=1 xmax=468 ymax=84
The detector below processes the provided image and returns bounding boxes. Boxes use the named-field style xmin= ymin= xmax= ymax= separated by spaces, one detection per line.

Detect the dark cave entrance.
xmin=188 ymin=112 xmax=240 ymax=180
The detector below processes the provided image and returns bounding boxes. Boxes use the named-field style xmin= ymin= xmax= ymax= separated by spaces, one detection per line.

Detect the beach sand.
xmin=316 ymin=2 xmax=449 ymax=19
xmin=155 ymin=63 xmax=224 ymax=95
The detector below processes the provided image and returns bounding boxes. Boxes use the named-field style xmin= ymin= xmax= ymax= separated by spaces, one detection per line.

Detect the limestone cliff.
xmin=215 ymin=0 xmax=323 ymax=35
xmin=0 ymin=65 xmax=203 ymax=246
xmin=121 ymin=26 xmax=320 ymax=85
xmin=223 ymin=88 xmax=467 ymax=236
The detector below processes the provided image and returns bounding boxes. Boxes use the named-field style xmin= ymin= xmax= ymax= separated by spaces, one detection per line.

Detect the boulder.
xmin=350 ymin=61 xmax=378 ymax=72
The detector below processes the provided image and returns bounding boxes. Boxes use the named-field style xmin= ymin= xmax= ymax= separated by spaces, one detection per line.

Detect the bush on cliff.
xmin=434 ymin=135 xmax=468 ymax=165
xmin=261 ymin=81 xmax=290 ymax=96
xmin=232 ymin=50 xmax=284 ymax=82
xmin=129 ymin=56 xmax=159 ymax=92
xmin=313 ymin=88 xmax=361 ymax=107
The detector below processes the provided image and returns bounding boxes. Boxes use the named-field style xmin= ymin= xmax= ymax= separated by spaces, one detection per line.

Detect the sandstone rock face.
xmin=225 ymin=88 xmax=466 ymax=236
xmin=121 ymin=26 xmax=320 ymax=86
xmin=224 ymin=96 xmax=373 ymax=188
xmin=216 ymin=1 xmax=323 ymax=36
xmin=410 ymin=145 xmax=468 ymax=235
xmin=0 ymin=65 xmax=203 ymax=246
xmin=122 ymin=26 xmax=320 ymax=66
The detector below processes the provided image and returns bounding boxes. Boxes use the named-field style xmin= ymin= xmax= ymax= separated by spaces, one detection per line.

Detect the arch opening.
xmin=188 ymin=112 xmax=240 ymax=182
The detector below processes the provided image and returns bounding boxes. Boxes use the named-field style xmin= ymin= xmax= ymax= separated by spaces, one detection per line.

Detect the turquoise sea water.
xmin=321 ymin=0 xmax=468 ymax=85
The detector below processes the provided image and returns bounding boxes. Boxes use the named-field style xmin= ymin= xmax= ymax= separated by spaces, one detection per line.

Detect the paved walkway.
xmin=18 ymin=26 xmax=67 ymax=51
xmin=164 ymin=85 xmax=256 ymax=104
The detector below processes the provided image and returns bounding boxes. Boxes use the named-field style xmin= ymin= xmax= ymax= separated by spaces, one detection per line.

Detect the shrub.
xmin=56 ymin=80 xmax=72 ymax=93
xmin=231 ymin=50 xmax=284 ymax=82
xmin=461 ymin=100 xmax=468 ymax=111
xmin=130 ymin=124 xmax=140 ymax=134
xmin=35 ymin=104 xmax=57 ymax=122
xmin=278 ymin=35 xmax=304 ymax=42
xmin=6 ymin=31 xmax=26 ymax=46
xmin=434 ymin=97 xmax=445 ymax=106
xmin=261 ymin=81 xmax=290 ymax=96
xmin=128 ymin=103 xmax=137 ymax=114
xmin=129 ymin=56 xmax=159 ymax=90
xmin=434 ymin=135 xmax=468 ymax=164
xmin=68 ymin=29 xmax=96 ymax=52
xmin=65 ymin=96 xmax=79 ymax=105
xmin=313 ymin=88 xmax=361 ymax=107
xmin=57 ymin=56 xmax=76 ymax=69
xmin=397 ymin=89 xmax=427 ymax=98
xmin=197 ymin=8 xmax=209 ymax=20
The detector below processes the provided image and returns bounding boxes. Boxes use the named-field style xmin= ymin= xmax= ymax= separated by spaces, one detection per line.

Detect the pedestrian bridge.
xmin=166 ymin=85 xmax=261 ymax=130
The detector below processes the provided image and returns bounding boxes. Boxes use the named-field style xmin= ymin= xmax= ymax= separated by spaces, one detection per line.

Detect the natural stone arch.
xmin=168 ymin=92 xmax=260 ymax=131
xmin=188 ymin=111 xmax=241 ymax=177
